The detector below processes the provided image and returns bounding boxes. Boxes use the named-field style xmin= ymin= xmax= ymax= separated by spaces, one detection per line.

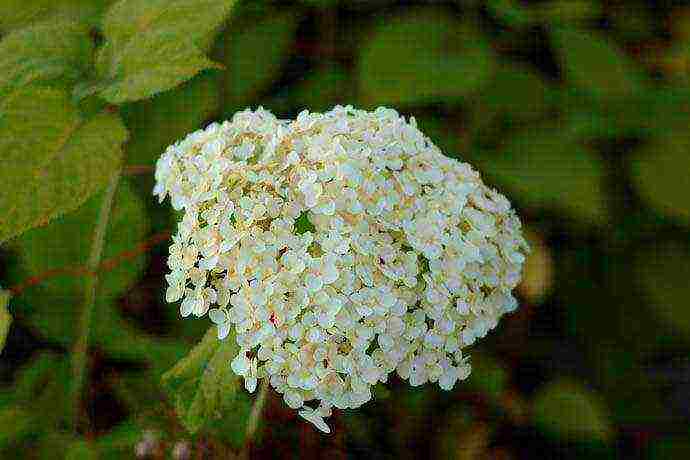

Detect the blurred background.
xmin=1 ymin=0 xmax=690 ymax=458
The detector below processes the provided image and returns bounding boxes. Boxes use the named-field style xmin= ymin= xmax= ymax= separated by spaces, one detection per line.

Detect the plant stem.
xmin=70 ymin=171 xmax=121 ymax=433
xmin=240 ymin=379 xmax=270 ymax=458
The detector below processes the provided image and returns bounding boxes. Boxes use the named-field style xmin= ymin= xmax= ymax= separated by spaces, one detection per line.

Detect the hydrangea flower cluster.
xmin=154 ymin=105 xmax=528 ymax=433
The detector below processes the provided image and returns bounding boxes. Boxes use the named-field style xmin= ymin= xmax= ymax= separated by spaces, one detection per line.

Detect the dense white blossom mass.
xmin=154 ymin=106 xmax=529 ymax=433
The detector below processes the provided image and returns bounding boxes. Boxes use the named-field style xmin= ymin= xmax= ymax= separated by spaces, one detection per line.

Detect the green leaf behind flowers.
xmin=162 ymin=327 xmax=252 ymax=443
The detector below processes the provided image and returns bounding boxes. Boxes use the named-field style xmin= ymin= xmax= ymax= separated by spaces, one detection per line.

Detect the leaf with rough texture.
xmin=97 ymin=0 xmax=236 ymax=103
xmin=0 ymin=289 xmax=10 ymax=354
xmin=0 ymin=20 xmax=93 ymax=100
xmin=0 ymin=87 xmax=128 ymax=243
xmin=162 ymin=328 xmax=251 ymax=438
xmin=359 ymin=9 xmax=496 ymax=106
xmin=552 ymin=27 xmax=647 ymax=99
xmin=533 ymin=379 xmax=613 ymax=442
xmin=472 ymin=125 xmax=608 ymax=226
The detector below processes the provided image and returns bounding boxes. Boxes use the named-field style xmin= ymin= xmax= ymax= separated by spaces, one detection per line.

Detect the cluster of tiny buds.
xmin=154 ymin=105 xmax=529 ymax=433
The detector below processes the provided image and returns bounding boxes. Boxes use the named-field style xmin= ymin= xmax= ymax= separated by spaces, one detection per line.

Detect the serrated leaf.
xmin=552 ymin=27 xmax=646 ymax=99
xmin=472 ymin=125 xmax=608 ymax=225
xmin=359 ymin=9 xmax=496 ymax=106
xmin=123 ymin=73 xmax=221 ymax=166
xmin=629 ymin=135 xmax=690 ymax=224
xmin=96 ymin=0 xmax=236 ymax=103
xmin=99 ymin=31 xmax=221 ymax=104
xmin=162 ymin=328 xmax=251 ymax=438
xmin=0 ymin=0 xmax=114 ymax=32
xmin=223 ymin=12 xmax=299 ymax=110
xmin=634 ymin=241 xmax=690 ymax=337
xmin=0 ymin=289 xmax=9 ymax=353
xmin=0 ymin=87 xmax=128 ymax=243
xmin=0 ymin=20 xmax=93 ymax=100
xmin=533 ymin=379 xmax=613 ymax=442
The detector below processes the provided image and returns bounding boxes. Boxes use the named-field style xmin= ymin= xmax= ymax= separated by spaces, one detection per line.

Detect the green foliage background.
xmin=1 ymin=0 xmax=689 ymax=458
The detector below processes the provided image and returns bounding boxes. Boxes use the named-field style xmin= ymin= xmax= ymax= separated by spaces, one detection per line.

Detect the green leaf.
xmin=648 ymin=437 xmax=690 ymax=460
xmin=0 ymin=406 xmax=33 ymax=449
xmin=533 ymin=379 xmax=613 ymax=442
xmin=0 ymin=353 xmax=71 ymax=447
xmin=123 ymin=72 xmax=221 ymax=166
xmin=561 ymin=87 xmax=690 ymax=139
xmin=629 ymin=135 xmax=690 ymax=225
xmin=0 ymin=87 xmax=128 ymax=243
xmin=99 ymin=31 xmax=222 ymax=104
xmin=465 ymin=352 xmax=508 ymax=400
xmin=486 ymin=0 xmax=537 ymax=27
xmin=162 ymin=328 xmax=251 ymax=440
xmin=478 ymin=64 xmax=550 ymax=121
xmin=270 ymin=65 xmax=354 ymax=114
xmin=92 ymin=420 xmax=143 ymax=459
xmin=96 ymin=0 xmax=236 ymax=103
xmin=65 ymin=441 xmax=98 ymax=460
xmin=551 ymin=27 xmax=646 ymax=100
xmin=537 ymin=0 xmax=602 ymax=26
xmin=471 ymin=125 xmax=608 ymax=225
xmin=634 ymin=241 xmax=690 ymax=337
xmin=0 ymin=289 xmax=10 ymax=353
xmin=7 ymin=180 xmax=182 ymax=370
xmin=223 ymin=12 xmax=300 ymax=110
xmin=0 ymin=20 xmax=93 ymax=100
xmin=358 ymin=9 xmax=496 ymax=106
xmin=0 ymin=0 xmax=114 ymax=32
xmin=294 ymin=212 xmax=316 ymax=235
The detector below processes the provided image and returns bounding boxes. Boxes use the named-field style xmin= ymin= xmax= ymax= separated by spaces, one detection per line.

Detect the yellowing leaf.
xmin=533 ymin=379 xmax=613 ymax=442
xmin=162 ymin=328 xmax=252 ymax=438
xmin=359 ymin=9 xmax=496 ymax=106
xmin=0 ymin=289 xmax=10 ymax=353
xmin=96 ymin=0 xmax=236 ymax=103
xmin=0 ymin=20 xmax=93 ymax=100
xmin=630 ymin=135 xmax=690 ymax=224
xmin=0 ymin=87 xmax=128 ymax=243
xmin=552 ymin=27 xmax=646 ymax=99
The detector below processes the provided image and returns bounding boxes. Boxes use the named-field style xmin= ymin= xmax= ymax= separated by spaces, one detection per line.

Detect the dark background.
xmin=1 ymin=0 xmax=689 ymax=458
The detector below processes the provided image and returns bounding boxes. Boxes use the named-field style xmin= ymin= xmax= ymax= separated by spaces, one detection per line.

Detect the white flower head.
xmin=154 ymin=106 xmax=529 ymax=434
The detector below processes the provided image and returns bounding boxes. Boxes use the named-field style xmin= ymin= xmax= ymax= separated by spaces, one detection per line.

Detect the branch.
xmin=70 ymin=171 xmax=121 ymax=433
